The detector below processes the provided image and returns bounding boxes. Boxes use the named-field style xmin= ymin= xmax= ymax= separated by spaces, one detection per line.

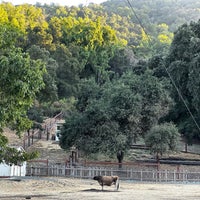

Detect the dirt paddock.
xmin=0 ymin=177 xmax=200 ymax=200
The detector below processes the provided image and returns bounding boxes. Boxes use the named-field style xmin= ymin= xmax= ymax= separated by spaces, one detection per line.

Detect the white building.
xmin=55 ymin=119 xmax=65 ymax=141
xmin=0 ymin=146 xmax=26 ymax=177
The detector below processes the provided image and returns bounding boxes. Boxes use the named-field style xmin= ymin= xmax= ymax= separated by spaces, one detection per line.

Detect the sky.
xmin=1 ymin=0 xmax=107 ymax=6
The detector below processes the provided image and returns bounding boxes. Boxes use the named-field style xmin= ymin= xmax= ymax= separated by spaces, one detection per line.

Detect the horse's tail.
xmin=115 ymin=177 xmax=119 ymax=191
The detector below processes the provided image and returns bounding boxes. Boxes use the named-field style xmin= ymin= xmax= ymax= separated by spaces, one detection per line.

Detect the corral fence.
xmin=26 ymin=165 xmax=200 ymax=183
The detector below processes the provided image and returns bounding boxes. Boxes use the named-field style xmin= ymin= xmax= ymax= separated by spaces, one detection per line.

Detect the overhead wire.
xmin=126 ymin=0 xmax=200 ymax=133
xmin=126 ymin=0 xmax=151 ymax=42
xmin=164 ymin=67 xmax=200 ymax=132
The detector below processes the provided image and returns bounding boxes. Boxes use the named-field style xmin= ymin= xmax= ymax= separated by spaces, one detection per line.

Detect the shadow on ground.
xmin=81 ymin=189 xmax=120 ymax=192
xmin=0 ymin=194 xmax=55 ymax=199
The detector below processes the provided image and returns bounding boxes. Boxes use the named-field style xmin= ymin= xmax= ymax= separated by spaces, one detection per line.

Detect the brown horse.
xmin=93 ymin=175 xmax=119 ymax=191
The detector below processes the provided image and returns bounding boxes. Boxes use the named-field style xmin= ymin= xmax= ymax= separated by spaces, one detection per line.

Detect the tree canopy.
xmin=145 ymin=123 xmax=180 ymax=160
xmin=165 ymin=20 xmax=200 ymax=143
xmin=0 ymin=22 xmax=45 ymax=164
xmin=60 ymin=69 xmax=172 ymax=156
xmin=1 ymin=0 xmax=200 ymax=161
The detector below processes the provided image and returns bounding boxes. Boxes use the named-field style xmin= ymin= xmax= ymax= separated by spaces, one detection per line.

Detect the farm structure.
xmin=54 ymin=119 xmax=65 ymax=141
xmin=22 ymin=112 xmax=64 ymax=150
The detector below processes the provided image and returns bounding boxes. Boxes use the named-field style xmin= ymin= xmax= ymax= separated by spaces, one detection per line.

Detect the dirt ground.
xmin=0 ymin=177 xmax=200 ymax=200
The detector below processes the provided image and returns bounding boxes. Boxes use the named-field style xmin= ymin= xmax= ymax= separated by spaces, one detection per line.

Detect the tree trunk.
xmin=117 ymin=150 xmax=124 ymax=169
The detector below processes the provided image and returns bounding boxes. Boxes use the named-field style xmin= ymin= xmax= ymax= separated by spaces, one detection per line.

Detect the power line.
xmin=126 ymin=0 xmax=151 ymax=42
xmin=126 ymin=0 xmax=200 ymax=133
xmin=164 ymin=66 xmax=200 ymax=133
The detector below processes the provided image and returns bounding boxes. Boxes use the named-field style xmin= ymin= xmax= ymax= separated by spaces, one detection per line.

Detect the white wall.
xmin=0 ymin=162 xmax=26 ymax=177
xmin=0 ymin=163 xmax=11 ymax=177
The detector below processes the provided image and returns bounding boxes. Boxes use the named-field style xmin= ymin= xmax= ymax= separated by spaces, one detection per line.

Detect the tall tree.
xmin=53 ymin=44 xmax=82 ymax=98
xmin=165 ymin=20 xmax=200 ymax=143
xmin=0 ymin=47 xmax=45 ymax=134
xmin=27 ymin=45 xmax=58 ymax=102
xmin=0 ymin=23 xmax=45 ymax=164
xmin=60 ymin=69 xmax=172 ymax=157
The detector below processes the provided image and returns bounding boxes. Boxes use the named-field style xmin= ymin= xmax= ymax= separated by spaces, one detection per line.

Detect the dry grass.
xmin=2 ymin=128 xmax=23 ymax=147
xmin=0 ymin=177 xmax=200 ymax=200
xmin=3 ymin=127 xmax=200 ymax=171
xmin=2 ymin=128 xmax=200 ymax=199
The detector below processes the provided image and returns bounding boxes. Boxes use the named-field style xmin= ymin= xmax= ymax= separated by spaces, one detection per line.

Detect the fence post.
xmin=23 ymin=138 xmax=26 ymax=150
xmin=28 ymin=130 xmax=30 ymax=147
xmin=174 ymin=170 xmax=176 ymax=182
xmin=165 ymin=170 xmax=167 ymax=182
xmin=57 ymin=165 xmax=59 ymax=176
xmin=80 ymin=167 xmax=82 ymax=178
xmin=185 ymin=170 xmax=187 ymax=182
xmin=30 ymin=165 xmax=33 ymax=176
xmin=156 ymin=170 xmax=160 ymax=182
xmin=31 ymin=130 xmax=34 ymax=145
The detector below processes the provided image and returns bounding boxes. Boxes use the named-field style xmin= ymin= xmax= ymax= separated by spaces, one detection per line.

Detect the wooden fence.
xmin=26 ymin=165 xmax=200 ymax=183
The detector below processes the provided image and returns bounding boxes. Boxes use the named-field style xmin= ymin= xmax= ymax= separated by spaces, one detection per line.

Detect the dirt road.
xmin=0 ymin=177 xmax=200 ymax=200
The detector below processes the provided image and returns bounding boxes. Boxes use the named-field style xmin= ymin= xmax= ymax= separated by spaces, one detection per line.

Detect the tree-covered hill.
xmin=1 ymin=0 xmax=200 ymax=162
xmin=102 ymin=0 xmax=200 ymax=31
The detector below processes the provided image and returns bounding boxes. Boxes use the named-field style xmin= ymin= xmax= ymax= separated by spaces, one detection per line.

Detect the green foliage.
xmin=0 ymin=23 xmax=22 ymax=50
xmin=2 ymin=146 xmax=39 ymax=165
xmin=41 ymin=98 xmax=76 ymax=117
xmin=0 ymin=21 xmax=45 ymax=164
xmin=165 ymin=20 xmax=200 ymax=142
xmin=60 ymin=69 xmax=172 ymax=156
xmin=59 ymin=16 xmax=125 ymax=84
xmin=0 ymin=47 xmax=45 ymax=135
xmin=145 ymin=123 xmax=180 ymax=158
xmin=53 ymin=44 xmax=83 ymax=98
xmin=27 ymin=45 xmax=58 ymax=102
xmin=0 ymin=0 xmax=200 ymax=159
xmin=0 ymin=134 xmax=39 ymax=165
xmin=109 ymin=47 xmax=138 ymax=76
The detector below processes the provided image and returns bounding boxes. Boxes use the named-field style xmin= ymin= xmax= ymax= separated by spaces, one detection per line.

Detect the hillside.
xmin=1 ymin=0 xmax=200 ymax=168
xmin=27 ymin=140 xmax=69 ymax=164
xmin=3 ymin=127 xmax=200 ymax=168
xmin=102 ymin=0 xmax=200 ymax=31
xmin=3 ymin=128 xmax=23 ymax=147
xmin=3 ymin=127 xmax=69 ymax=164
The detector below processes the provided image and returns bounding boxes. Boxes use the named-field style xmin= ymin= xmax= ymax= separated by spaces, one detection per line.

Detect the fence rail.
xmin=26 ymin=165 xmax=200 ymax=183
